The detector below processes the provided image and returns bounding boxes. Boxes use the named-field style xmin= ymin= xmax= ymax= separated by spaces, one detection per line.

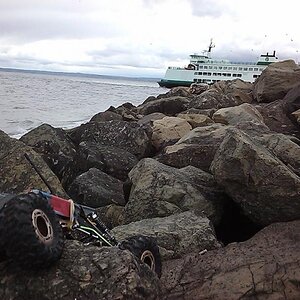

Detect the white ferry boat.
xmin=158 ymin=40 xmax=279 ymax=88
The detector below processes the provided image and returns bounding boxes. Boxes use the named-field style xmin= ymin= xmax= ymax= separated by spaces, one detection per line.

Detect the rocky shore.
xmin=0 ymin=60 xmax=300 ymax=299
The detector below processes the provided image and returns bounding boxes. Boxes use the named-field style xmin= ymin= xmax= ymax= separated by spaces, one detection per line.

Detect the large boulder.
xmin=77 ymin=141 xmax=139 ymax=181
xmin=0 ymin=130 xmax=66 ymax=196
xmin=124 ymin=158 xmax=226 ymax=225
xmin=188 ymin=79 xmax=253 ymax=110
xmin=151 ymin=117 xmax=192 ymax=150
xmin=256 ymin=83 xmax=300 ymax=137
xmin=68 ymin=120 xmax=151 ymax=159
xmin=292 ymin=108 xmax=300 ymax=125
xmin=0 ymin=240 xmax=162 ymax=300
xmin=137 ymin=96 xmax=190 ymax=116
xmin=161 ymin=220 xmax=300 ymax=300
xmin=253 ymin=60 xmax=300 ymax=103
xmin=258 ymin=133 xmax=300 ymax=176
xmin=177 ymin=113 xmax=214 ymax=128
xmin=90 ymin=110 xmax=123 ymax=122
xmin=212 ymin=103 xmax=265 ymax=126
xmin=157 ymin=124 xmax=230 ymax=171
xmin=113 ymin=211 xmax=221 ymax=260
xmin=20 ymin=124 xmax=77 ymax=180
xmin=188 ymin=83 xmax=209 ymax=95
xmin=283 ymin=83 xmax=300 ymax=115
xmin=106 ymin=102 xmax=140 ymax=121
xmin=256 ymin=99 xmax=299 ymax=136
xmin=67 ymin=168 xmax=125 ymax=207
xmin=137 ymin=112 xmax=166 ymax=127
xmin=210 ymin=128 xmax=300 ymax=226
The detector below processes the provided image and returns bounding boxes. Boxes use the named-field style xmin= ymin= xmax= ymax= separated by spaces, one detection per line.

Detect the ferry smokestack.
xmin=273 ymin=50 xmax=276 ymax=56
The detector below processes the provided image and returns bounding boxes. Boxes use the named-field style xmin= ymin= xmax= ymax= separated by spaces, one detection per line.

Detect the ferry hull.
xmin=158 ymin=79 xmax=193 ymax=88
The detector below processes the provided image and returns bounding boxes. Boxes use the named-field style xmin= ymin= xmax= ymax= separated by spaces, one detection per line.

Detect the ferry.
xmin=158 ymin=40 xmax=279 ymax=88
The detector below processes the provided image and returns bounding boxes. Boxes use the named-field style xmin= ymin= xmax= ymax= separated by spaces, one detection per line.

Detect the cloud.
xmin=0 ymin=0 xmax=299 ymax=77
xmin=188 ymin=0 xmax=231 ymax=17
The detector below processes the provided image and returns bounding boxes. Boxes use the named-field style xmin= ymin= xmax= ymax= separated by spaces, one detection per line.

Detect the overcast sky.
xmin=0 ymin=0 xmax=299 ymax=77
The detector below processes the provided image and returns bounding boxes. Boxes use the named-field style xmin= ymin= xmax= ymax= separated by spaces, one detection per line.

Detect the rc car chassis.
xmin=0 ymin=155 xmax=161 ymax=277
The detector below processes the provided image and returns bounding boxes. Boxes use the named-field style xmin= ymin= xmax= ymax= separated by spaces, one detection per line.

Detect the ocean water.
xmin=0 ymin=69 xmax=164 ymax=139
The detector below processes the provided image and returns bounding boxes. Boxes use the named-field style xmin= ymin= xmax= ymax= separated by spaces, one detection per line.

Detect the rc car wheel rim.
xmin=141 ymin=250 xmax=155 ymax=272
xmin=32 ymin=209 xmax=54 ymax=244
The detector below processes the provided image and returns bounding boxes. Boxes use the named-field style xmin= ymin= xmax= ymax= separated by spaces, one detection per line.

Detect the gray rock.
xmin=113 ymin=211 xmax=221 ymax=260
xmin=0 ymin=240 xmax=162 ymax=300
xmin=211 ymin=128 xmax=300 ymax=226
xmin=157 ymin=123 xmax=230 ymax=171
xmin=124 ymin=158 xmax=225 ymax=225
xmin=90 ymin=110 xmax=123 ymax=122
xmin=189 ymin=79 xmax=253 ymax=110
xmin=96 ymin=204 xmax=125 ymax=229
xmin=212 ymin=103 xmax=266 ymax=126
xmin=137 ymin=96 xmax=190 ymax=116
xmin=68 ymin=120 xmax=151 ymax=159
xmin=161 ymin=220 xmax=300 ymax=300
xmin=151 ymin=116 xmax=192 ymax=150
xmin=67 ymin=168 xmax=125 ymax=207
xmin=253 ymin=60 xmax=300 ymax=103
xmin=20 ymin=124 xmax=77 ymax=180
xmin=0 ymin=130 xmax=66 ymax=197
xmin=137 ymin=112 xmax=166 ymax=126
xmin=258 ymin=133 xmax=300 ymax=176
xmin=177 ymin=113 xmax=214 ymax=128
xmin=78 ymin=141 xmax=139 ymax=181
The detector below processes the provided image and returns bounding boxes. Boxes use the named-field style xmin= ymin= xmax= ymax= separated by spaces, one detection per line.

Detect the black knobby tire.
xmin=119 ymin=235 xmax=162 ymax=278
xmin=1 ymin=192 xmax=64 ymax=269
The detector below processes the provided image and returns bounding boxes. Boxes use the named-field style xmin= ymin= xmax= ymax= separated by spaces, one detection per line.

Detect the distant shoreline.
xmin=0 ymin=67 xmax=160 ymax=82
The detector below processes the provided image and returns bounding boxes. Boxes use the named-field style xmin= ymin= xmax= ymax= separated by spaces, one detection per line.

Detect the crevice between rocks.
xmin=215 ymin=198 xmax=263 ymax=245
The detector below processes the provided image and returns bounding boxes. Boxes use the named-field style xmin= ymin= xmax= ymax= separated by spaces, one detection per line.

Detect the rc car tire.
xmin=1 ymin=192 xmax=64 ymax=269
xmin=119 ymin=235 xmax=162 ymax=277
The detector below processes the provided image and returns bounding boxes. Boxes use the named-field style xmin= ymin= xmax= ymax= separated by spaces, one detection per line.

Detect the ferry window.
xmin=199 ymin=72 xmax=202 ymax=75
xmin=239 ymin=67 xmax=243 ymax=71
xmin=233 ymin=74 xmax=236 ymax=77
xmin=253 ymin=74 xmax=259 ymax=78
xmin=214 ymin=66 xmax=218 ymax=69
xmin=249 ymin=68 xmax=253 ymax=71
xmin=207 ymin=72 xmax=211 ymax=76
xmin=238 ymin=74 xmax=242 ymax=77
xmin=219 ymin=66 xmax=223 ymax=70
xmin=233 ymin=67 xmax=237 ymax=70
xmin=222 ymin=73 xmax=226 ymax=76
xmin=254 ymin=68 xmax=258 ymax=71
xmin=204 ymin=66 xmax=208 ymax=69
xmin=213 ymin=73 xmax=217 ymax=76
xmin=223 ymin=67 xmax=227 ymax=70
xmin=244 ymin=68 xmax=248 ymax=71
xmin=193 ymin=79 xmax=197 ymax=82
xmin=203 ymin=72 xmax=207 ymax=75
xmin=218 ymin=73 xmax=221 ymax=76
xmin=259 ymin=68 xmax=263 ymax=71
xmin=209 ymin=66 xmax=213 ymax=69
xmin=199 ymin=66 xmax=203 ymax=69
xmin=227 ymin=73 xmax=231 ymax=77
xmin=228 ymin=67 xmax=232 ymax=70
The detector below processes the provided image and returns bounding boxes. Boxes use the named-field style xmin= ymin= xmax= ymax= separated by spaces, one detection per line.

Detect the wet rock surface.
xmin=1 ymin=61 xmax=300 ymax=299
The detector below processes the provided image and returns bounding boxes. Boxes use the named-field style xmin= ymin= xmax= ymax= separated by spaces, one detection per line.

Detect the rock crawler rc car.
xmin=0 ymin=155 xmax=162 ymax=277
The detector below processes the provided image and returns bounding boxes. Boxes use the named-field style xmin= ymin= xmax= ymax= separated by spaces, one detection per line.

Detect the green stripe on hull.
xmin=158 ymin=80 xmax=193 ymax=88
